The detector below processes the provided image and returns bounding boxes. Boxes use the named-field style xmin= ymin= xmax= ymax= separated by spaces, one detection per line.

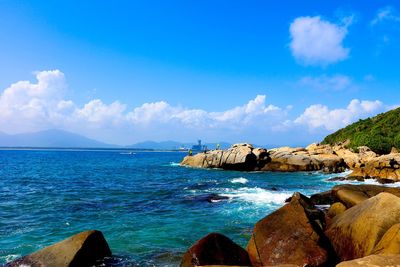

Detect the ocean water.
xmin=0 ymin=149 xmax=383 ymax=266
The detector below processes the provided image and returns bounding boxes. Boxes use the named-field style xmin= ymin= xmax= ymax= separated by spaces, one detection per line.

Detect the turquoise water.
xmin=0 ymin=150 xmax=355 ymax=266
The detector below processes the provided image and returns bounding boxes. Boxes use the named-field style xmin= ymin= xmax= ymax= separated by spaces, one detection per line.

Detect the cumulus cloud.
xmin=289 ymin=16 xmax=351 ymax=66
xmin=0 ymin=70 xmax=292 ymax=143
xmin=0 ymin=70 xmax=393 ymax=145
xmin=295 ymin=99 xmax=384 ymax=131
xmin=299 ymin=74 xmax=353 ymax=91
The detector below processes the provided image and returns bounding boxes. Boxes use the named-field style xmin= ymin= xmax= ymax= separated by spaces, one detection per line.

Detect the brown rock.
xmin=348 ymin=154 xmax=400 ymax=182
xmin=327 ymin=202 xmax=347 ymax=218
xmin=372 ymin=223 xmax=400 ymax=255
xmin=335 ymin=254 xmax=400 ymax=267
xmin=7 ymin=230 xmax=111 ymax=267
xmin=331 ymin=184 xmax=400 ymax=207
xmin=180 ymin=233 xmax=251 ymax=267
xmin=247 ymin=193 xmax=334 ymax=267
xmin=326 ymin=192 xmax=400 ymax=261
xmin=180 ymin=143 xmax=269 ymax=171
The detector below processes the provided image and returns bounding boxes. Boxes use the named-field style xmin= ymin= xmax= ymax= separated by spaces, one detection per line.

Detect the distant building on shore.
xmin=191 ymin=140 xmax=206 ymax=151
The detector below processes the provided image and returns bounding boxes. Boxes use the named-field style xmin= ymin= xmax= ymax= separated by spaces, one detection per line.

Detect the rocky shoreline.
xmin=181 ymin=142 xmax=400 ymax=183
xmin=181 ymin=183 xmax=400 ymax=267
xmin=6 ymin=184 xmax=400 ymax=266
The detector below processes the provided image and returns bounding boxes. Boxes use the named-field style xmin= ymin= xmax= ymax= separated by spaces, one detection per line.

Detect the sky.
xmin=0 ymin=1 xmax=400 ymax=146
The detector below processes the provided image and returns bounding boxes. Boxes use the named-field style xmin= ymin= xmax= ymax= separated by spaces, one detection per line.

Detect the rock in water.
xmin=180 ymin=233 xmax=251 ymax=267
xmin=247 ymin=192 xmax=334 ymax=267
xmin=7 ymin=230 xmax=111 ymax=267
xmin=325 ymin=192 xmax=400 ymax=261
xmin=180 ymin=143 xmax=268 ymax=171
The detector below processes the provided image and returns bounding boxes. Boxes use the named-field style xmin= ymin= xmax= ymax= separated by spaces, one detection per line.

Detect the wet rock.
xmin=180 ymin=233 xmax=251 ymax=267
xmin=247 ymin=192 xmax=335 ymax=267
xmin=335 ymin=254 xmax=400 ymax=267
xmin=7 ymin=230 xmax=112 ymax=267
xmin=325 ymin=192 xmax=400 ymax=261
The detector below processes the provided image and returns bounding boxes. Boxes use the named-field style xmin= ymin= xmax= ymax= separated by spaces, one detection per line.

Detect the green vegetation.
xmin=322 ymin=107 xmax=400 ymax=154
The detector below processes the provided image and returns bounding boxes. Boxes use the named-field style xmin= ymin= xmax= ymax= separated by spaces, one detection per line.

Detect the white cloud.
xmin=299 ymin=74 xmax=352 ymax=91
xmin=0 ymin=70 xmax=394 ymax=145
xmin=295 ymin=99 xmax=384 ymax=131
xmin=371 ymin=6 xmax=400 ymax=25
xmin=289 ymin=16 xmax=351 ymax=66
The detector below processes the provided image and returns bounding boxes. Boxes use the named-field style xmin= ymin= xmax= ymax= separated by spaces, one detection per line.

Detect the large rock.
xmin=180 ymin=233 xmax=251 ymax=267
xmin=372 ymin=223 xmax=400 ymax=255
xmin=326 ymin=192 xmax=400 ymax=261
xmin=331 ymin=184 xmax=400 ymax=208
xmin=7 ymin=230 xmax=111 ymax=267
xmin=349 ymin=153 xmax=400 ymax=182
xmin=335 ymin=254 xmax=400 ymax=267
xmin=247 ymin=193 xmax=334 ymax=267
xmin=180 ymin=143 xmax=268 ymax=171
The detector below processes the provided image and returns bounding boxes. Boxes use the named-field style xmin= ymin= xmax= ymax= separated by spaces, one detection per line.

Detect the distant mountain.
xmin=322 ymin=107 xmax=400 ymax=154
xmin=0 ymin=129 xmax=116 ymax=148
xmin=128 ymin=140 xmax=232 ymax=150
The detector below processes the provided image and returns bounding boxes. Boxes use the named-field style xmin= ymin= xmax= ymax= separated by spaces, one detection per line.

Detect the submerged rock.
xmin=325 ymin=192 xmax=400 ymax=261
xmin=247 ymin=192 xmax=335 ymax=267
xmin=180 ymin=233 xmax=251 ymax=267
xmin=7 ymin=230 xmax=111 ymax=267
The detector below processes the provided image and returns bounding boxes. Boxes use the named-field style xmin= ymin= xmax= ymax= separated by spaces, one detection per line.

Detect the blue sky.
xmin=0 ymin=1 xmax=399 ymax=146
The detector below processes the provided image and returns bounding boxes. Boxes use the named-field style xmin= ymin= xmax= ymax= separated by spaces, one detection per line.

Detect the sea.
xmin=0 ymin=149 xmax=394 ymax=266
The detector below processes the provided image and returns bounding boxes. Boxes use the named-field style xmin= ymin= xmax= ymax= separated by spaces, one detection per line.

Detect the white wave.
xmin=1 ymin=254 xmax=20 ymax=263
xmin=230 ymin=177 xmax=249 ymax=184
xmin=169 ymin=162 xmax=180 ymax=167
xmin=220 ymin=187 xmax=291 ymax=205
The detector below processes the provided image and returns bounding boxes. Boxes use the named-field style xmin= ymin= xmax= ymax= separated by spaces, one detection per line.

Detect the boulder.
xmin=180 ymin=144 xmax=269 ymax=171
xmin=331 ymin=184 xmax=400 ymax=208
xmin=180 ymin=233 xmax=251 ymax=267
xmin=348 ymin=153 xmax=400 ymax=182
xmin=335 ymin=254 xmax=400 ymax=267
xmin=372 ymin=223 xmax=400 ymax=255
xmin=327 ymin=202 xmax=346 ymax=218
xmin=247 ymin=193 xmax=334 ymax=267
xmin=7 ymin=230 xmax=111 ymax=267
xmin=325 ymin=192 xmax=400 ymax=261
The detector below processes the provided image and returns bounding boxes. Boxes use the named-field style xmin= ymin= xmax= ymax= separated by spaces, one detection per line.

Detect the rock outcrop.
xmin=247 ymin=192 xmax=334 ymax=267
xmin=180 ymin=143 xmax=269 ymax=171
xmin=325 ymin=192 xmax=400 ymax=261
xmin=7 ymin=230 xmax=112 ymax=267
xmin=348 ymin=153 xmax=400 ymax=182
xmin=181 ymin=142 xmax=400 ymax=182
xmin=182 ymin=184 xmax=400 ymax=267
xmin=180 ymin=233 xmax=251 ymax=267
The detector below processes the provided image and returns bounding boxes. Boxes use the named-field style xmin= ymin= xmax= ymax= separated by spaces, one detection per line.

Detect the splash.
xmin=230 ymin=177 xmax=249 ymax=184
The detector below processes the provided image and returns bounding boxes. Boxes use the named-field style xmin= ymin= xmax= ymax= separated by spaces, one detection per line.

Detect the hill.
xmin=322 ymin=107 xmax=400 ymax=154
xmin=0 ymin=129 xmax=116 ymax=148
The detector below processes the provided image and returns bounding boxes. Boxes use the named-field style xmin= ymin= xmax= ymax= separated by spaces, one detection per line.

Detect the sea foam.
xmin=230 ymin=177 xmax=248 ymax=184
xmin=220 ymin=187 xmax=291 ymax=205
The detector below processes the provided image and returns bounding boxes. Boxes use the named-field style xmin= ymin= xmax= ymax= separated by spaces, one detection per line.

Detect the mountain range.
xmin=0 ymin=129 xmax=232 ymax=150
